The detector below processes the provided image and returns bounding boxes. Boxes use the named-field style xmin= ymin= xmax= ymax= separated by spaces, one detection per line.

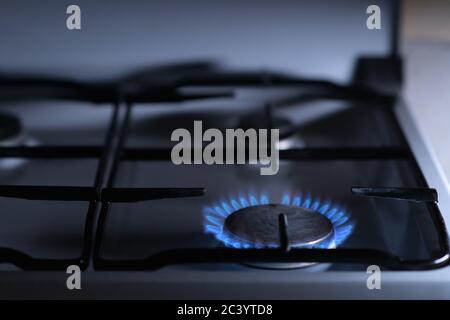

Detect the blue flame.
xmin=203 ymin=191 xmax=354 ymax=249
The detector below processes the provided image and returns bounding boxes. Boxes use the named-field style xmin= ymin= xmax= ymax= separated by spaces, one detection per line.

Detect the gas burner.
xmin=203 ymin=191 xmax=354 ymax=269
xmin=0 ymin=112 xmax=23 ymax=146
xmin=237 ymin=112 xmax=304 ymax=150
xmin=238 ymin=112 xmax=292 ymax=131
xmin=224 ymin=204 xmax=334 ymax=248
xmin=0 ymin=111 xmax=37 ymax=172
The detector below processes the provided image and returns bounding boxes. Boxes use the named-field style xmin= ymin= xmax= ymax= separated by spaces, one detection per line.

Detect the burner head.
xmin=0 ymin=112 xmax=22 ymax=143
xmin=224 ymin=204 xmax=333 ymax=248
xmin=203 ymin=191 xmax=354 ymax=269
xmin=0 ymin=111 xmax=36 ymax=172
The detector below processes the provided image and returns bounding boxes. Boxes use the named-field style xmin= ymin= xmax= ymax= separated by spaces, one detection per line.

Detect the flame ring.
xmin=203 ymin=192 xmax=354 ymax=249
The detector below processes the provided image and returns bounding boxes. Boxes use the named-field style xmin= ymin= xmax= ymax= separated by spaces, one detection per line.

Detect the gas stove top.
xmin=1 ymin=0 xmax=450 ymax=300
xmin=0 ymin=62 xmax=449 ymax=299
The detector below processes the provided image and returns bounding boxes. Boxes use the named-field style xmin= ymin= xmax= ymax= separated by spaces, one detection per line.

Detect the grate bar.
xmin=101 ymin=187 xmax=205 ymax=203
xmin=94 ymin=247 xmax=450 ymax=271
xmin=0 ymin=186 xmax=97 ymax=201
xmin=351 ymin=187 xmax=438 ymax=203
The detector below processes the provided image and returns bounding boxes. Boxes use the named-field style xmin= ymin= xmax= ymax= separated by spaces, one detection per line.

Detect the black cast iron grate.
xmin=0 ymin=68 xmax=448 ymax=271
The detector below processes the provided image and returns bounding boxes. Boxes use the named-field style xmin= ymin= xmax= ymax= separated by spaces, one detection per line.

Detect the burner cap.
xmin=224 ymin=204 xmax=333 ymax=248
xmin=0 ymin=112 xmax=22 ymax=142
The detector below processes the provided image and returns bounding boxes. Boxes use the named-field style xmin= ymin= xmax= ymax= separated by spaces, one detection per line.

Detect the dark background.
xmin=0 ymin=0 xmax=393 ymax=82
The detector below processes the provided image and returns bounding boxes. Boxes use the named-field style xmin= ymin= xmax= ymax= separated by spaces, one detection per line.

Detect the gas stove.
xmin=0 ymin=0 xmax=450 ymax=299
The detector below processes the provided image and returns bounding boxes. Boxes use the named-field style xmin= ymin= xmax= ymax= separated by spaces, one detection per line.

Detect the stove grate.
xmin=0 ymin=69 xmax=447 ymax=271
